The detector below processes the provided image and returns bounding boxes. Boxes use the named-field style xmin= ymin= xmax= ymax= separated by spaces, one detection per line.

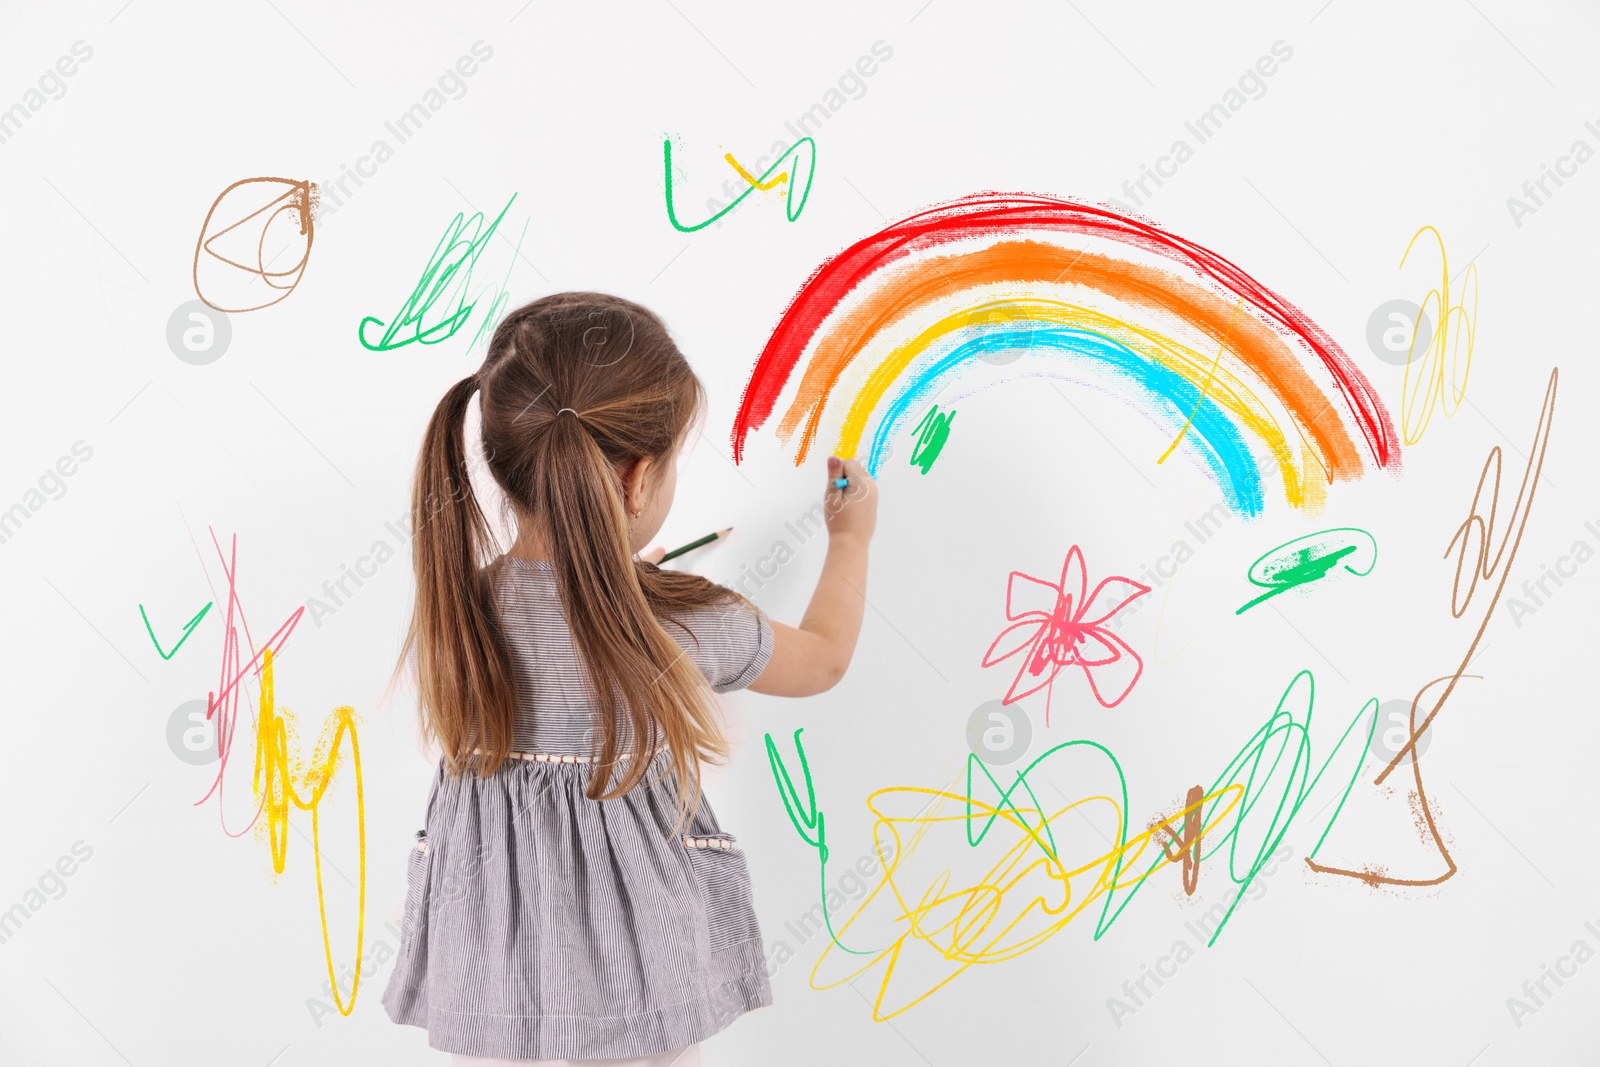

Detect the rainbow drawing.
xmin=730 ymin=193 xmax=1401 ymax=517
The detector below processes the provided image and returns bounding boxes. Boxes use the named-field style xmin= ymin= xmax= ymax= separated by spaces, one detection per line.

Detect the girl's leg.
xmin=658 ymin=1045 xmax=702 ymax=1067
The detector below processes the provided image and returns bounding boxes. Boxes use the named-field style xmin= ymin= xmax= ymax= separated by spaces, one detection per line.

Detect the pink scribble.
xmin=981 ymin=545 xmax=1150 ymax=722
xmin=190 ymin=529 xmax=303 ymax=836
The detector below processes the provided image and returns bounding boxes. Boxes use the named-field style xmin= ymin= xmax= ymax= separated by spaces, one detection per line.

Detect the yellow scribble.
xmin=809 ymin=777 xmax=1244 ymax=1019
xmin=1398 ymin=226 xmax=1478 ymax=445
xmin=255 ymin=648 xmax=367 ymax=1016
xmin=725 ymin=152 xmax=786 ymax=191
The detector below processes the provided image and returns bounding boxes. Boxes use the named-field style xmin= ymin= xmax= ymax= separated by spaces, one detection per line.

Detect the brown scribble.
xmin=1153 ymin=784 xmax=1206 ymax=895
xmin=1407 ymin=788 xmax=1454 ymax=850
xmin=192 ymin=177 xmax=317 ymax=313
xmin=1357 ymin=864 xmax=1390 ymax=890
xmin=1307 ymin=367 xmax=1557 ymax=888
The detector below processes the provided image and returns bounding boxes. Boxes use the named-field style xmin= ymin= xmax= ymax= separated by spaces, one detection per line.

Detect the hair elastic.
xmin=557 ymin=407 xmax=578 ymax=417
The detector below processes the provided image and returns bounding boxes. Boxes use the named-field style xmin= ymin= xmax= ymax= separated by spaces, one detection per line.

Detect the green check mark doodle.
xmin=663 ymin=138 xmax=817 ymax=233
xmin=766 ymin=727 xmax=826 ymax=858
xmin=1236 ymin=527 xmax=1377 ymax=614
xmin=139 ymin=601 xmax=213 ymax=660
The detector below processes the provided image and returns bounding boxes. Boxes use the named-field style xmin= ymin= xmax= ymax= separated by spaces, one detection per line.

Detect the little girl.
xmin=382 ymin=292 xmax=878 ymax=1065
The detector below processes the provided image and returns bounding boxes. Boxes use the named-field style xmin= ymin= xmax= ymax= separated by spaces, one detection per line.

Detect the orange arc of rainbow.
xmin=776 ymin=240 xmax=1367 ymax=485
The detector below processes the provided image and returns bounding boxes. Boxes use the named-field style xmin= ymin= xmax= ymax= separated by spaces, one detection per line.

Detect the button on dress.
xmin=383 ymin=557 xmax=776 ymax=1060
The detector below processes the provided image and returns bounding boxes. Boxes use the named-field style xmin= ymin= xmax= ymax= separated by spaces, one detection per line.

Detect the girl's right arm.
xmin=748 ymin=456 xmax=878 ymax=697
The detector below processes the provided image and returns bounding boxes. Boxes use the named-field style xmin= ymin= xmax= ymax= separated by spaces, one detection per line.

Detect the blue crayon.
xmin=832 ymin=477 xmax=849 ymax=490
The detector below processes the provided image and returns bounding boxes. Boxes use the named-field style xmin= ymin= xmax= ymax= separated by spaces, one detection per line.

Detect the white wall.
xmin=1 ymin=1 xmax=1596 ymax=1064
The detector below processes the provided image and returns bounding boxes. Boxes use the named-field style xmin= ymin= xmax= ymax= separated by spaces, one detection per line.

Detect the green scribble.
xmin=963 ymin=670 xmax=1375 ymax=947
xmin=1102 ymin=670 xmax=1376 ymax=945
xmin=359 ymin=193 xmax=517 ymax=351
xmin=663 ymin=138 xmax=817 ymax=233
xmin=765 ymin=669 xmax=1374 ymax=957
xmin=764 ymin=728 xmax=875 ymax=955
xmin=466 ymin=215 xmax=527 ymax=356
xmin=1236 ymin=527 xmax=1378 ymax=615
xmin=139 ymin=601 xmax=213 ymax=660
xmin=908 ymin=405 xmax=955 ymax=474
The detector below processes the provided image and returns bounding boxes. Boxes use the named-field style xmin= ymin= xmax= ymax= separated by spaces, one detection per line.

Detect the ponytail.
xmin=407 ymin=374 xmax=518 ymax=777
xmin=539 ymin=409 xmax=731 ymax=824
xmin=406 ymin=293 xmax=744 ymax=831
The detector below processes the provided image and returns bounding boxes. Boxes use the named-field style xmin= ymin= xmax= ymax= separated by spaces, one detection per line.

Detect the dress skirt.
xmin=382 ymin=751 xmax=772 ymax=1060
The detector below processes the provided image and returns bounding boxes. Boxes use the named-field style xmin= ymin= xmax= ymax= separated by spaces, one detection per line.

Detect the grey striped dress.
xmin=382 ymin=556 xmax=776 ymax=1060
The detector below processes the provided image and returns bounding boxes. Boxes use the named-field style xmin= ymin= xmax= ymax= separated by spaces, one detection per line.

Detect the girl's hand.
xmin=747 ymin=455 xmax=878 ymax=697
xmin=639 ymin=546 xmax=668 ymax=564
xmin=824 ymin=456 xmax=877 ymax=543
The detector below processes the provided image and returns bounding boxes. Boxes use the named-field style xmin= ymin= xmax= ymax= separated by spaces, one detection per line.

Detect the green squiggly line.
xmin=466 ymin=215 xmax=527 ymax=355
xmin=955 ymin=670 xmax=1376 ymax=947
xmin=764 ymin=728 xmax=876 ymax=955
xmin=769 ymin=671 xmax=1375 ymax=969
xmin=1237 ymin=527 xmax=1378 ymax=614
xmin=664 ymin=138 xmax=817 ymax=233
xmin=1091 ymin=670 xmax=1376 ymax=944
xmin=359 ymin=194 xmax=517 ymax=351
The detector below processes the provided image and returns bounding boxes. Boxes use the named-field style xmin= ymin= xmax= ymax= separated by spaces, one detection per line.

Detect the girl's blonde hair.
xmin=404 ymin=292 xmax=740 ymax=821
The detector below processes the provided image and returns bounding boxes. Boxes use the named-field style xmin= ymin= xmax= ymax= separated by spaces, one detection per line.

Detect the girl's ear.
xmin=621 ymin=456 xmax=655 ymax=516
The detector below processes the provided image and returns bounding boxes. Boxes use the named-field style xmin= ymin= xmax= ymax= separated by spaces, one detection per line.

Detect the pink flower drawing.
xmin=982 ymin=545 xmax=1151 ymax=722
